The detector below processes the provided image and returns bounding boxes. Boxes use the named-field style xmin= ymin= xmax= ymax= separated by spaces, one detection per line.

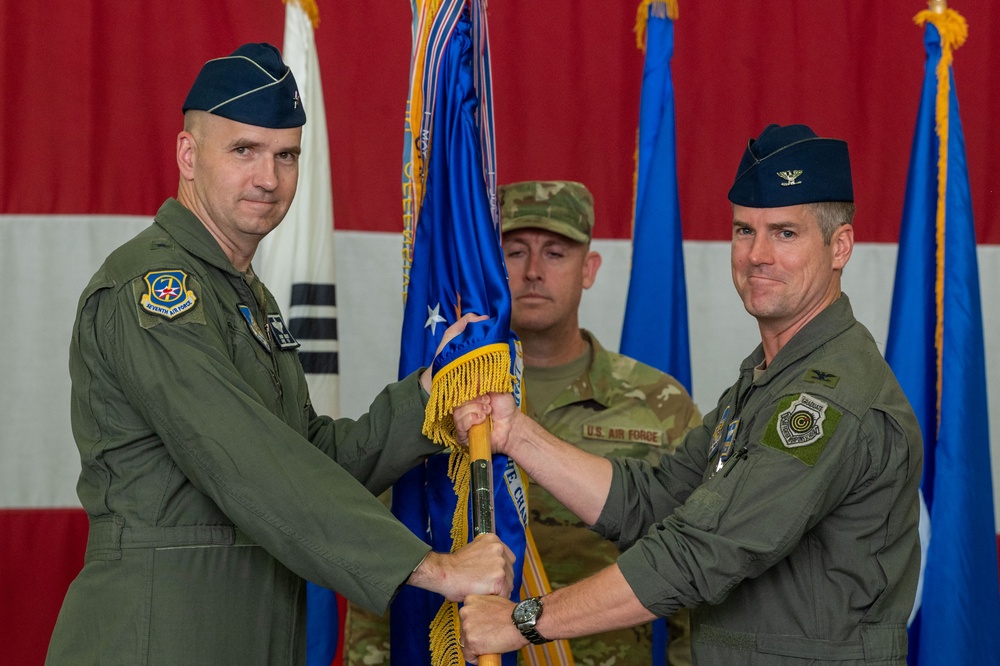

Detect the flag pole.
xmin=928 ymin=0 xmax=946 ymax=13
xmin=469 ymin=422 xmax=495 ymax=539
xmin=468 ymin=420 xmax=501 ymax=666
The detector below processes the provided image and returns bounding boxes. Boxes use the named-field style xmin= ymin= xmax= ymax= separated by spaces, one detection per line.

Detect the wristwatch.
xmin=511 ymin=596 xmax=550 ymax=645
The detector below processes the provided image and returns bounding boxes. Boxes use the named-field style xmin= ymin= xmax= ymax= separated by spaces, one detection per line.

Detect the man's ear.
xmin=831 ymin=223 xmax=854 ymax=270
xmin=177 ymin=131 xmax=196 ymax=181
xmin=582 ymin=250 xmax=602 ymax=290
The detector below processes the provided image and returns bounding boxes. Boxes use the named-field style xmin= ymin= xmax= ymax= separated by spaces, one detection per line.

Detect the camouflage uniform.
xmin=499 ymin=180 xmax=699 ymax=666
xmin=343 ymin=181 xmax=701 ymax=666
xmin=341 ymin=333 xmax=700 ymax=666
xmin=522 ymin=331 xmax=700 ymax=666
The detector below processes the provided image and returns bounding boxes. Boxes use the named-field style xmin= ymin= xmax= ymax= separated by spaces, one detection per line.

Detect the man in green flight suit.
xmin=456 ymin=124 xmax=922 ymax=665
xmin=46 ymin=43 xmax=513 ymax=666
xmin=498 ymin=180 xmax=700 ymax=666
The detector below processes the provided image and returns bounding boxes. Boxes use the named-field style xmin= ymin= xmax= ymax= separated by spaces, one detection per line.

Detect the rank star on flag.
xmin=425 ymin=303 xmax=447 ymax=334
xmin=391 ymin=3 xmax=527 ymax=665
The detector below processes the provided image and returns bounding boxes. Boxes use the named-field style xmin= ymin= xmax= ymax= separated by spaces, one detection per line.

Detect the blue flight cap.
xmin=728 ymin=124 xmax=853 ymax=207
xmin=182 ymin=43 xmax=305 ymax=129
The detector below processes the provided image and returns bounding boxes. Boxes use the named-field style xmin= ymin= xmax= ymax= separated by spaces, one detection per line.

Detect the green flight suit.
xmin=597 ymin=296 xmax=922 ymax=665
xmin=47 ymin=199 xmax=439 ymax=665
xmin=520 ymin=332 xmax=700 ymax=666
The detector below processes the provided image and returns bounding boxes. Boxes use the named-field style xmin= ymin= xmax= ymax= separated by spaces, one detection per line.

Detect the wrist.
xmin=406 ymin=550 xmax=440 ymax=593
xmin=498 ymin=408 xmax=530 ymax=456
xmin=419 ymin=367 xmax=433 ymax=395
xmin=511 ymin=595 xmax=551 ymax=645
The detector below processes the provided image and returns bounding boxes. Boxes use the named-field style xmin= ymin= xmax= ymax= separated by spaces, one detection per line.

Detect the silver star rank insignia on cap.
xmin=777 ymin=170 xmax=803 ymax=186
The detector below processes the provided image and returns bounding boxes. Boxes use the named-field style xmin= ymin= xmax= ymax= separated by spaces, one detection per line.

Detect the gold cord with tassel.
xmin=425 ymin=343 xmax=513 ymax=666
xmin=913 ymin=2 xmax=967 ymax=433
xmin=634 ymin=0 xmax=678 ymax=52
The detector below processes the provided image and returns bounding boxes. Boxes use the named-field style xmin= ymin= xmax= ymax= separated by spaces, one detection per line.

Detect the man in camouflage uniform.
xmin=499 ymin=180 xmax=700 ymax=666
xmin=343 ymin=181 xmax=699 ymax=666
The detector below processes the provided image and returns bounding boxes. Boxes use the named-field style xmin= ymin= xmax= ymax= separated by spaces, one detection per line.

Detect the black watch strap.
xmin=521 ymin=625 xmax=550 ymax=645
xmin=513 ymin=596 xmax=551 ymax=645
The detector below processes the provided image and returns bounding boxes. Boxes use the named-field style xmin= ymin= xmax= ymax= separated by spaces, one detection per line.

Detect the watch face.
xmin=512 ymin=598 xmax=542 ymax=624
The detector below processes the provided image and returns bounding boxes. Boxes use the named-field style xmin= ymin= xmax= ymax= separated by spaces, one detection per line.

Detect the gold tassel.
xmin=914 ymin=6 xmax=967 ymax=433
xmin=423 ymin=343 xmax=513 ymax=447
xmin=424 ymin=344 xmax=513 ymax=666
xmin=283 ymin=0 xmax=320 ymax=29
xmin=429 ymin=598 xmax=464 ymax=666
xmin=634 ymin=0 xmax=679 ymax=51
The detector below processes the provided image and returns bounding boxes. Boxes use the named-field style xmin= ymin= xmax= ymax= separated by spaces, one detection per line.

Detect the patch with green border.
xmin=761 ymin=393 xmax=841 ymax=466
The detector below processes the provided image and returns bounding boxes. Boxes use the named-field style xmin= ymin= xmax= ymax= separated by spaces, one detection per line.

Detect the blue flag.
xmin=884 ymin=10 xmax=1000 ymax=665
xmin=621 ymin=0 xmax=691 ymax=395
xmin=621 ymin=3 xmax=688 ymax=663
xmin=392 ymin=2 xmax=526 ymax=665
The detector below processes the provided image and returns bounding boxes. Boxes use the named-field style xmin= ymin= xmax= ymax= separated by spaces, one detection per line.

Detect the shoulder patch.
xmin=134 ymin=270 xmax=204 ymax=328
xmin=761 ymin=393 xmax=841 ymax=466
xmin=803 ymin=368 xmax=840 ymax=388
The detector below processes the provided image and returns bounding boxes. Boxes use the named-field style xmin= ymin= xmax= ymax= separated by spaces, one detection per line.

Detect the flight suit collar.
xmin=739 ymin=294 xmax=856 ymax=388
xmin=154 ymin=198 xmax=246 ymax=277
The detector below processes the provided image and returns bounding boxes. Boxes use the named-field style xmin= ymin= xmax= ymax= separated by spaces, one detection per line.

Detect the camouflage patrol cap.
xmin=499 ymin=181 xmax=594 ymax=243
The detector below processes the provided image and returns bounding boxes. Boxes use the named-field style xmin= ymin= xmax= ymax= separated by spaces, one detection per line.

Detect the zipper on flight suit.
xmin=231 ymin=274 xmax=284 ymax=400
xmin=252 ymin=279 xmax=284 ymax=401
xmin=710 ymin=371 xmax=756 ymax=480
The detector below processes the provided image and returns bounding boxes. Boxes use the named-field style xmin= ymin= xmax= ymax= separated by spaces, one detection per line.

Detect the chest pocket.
xmin=227 ymin=315 xmax=282 ymax=413
xmin=678 ymin=447 xmax=760 ymax=532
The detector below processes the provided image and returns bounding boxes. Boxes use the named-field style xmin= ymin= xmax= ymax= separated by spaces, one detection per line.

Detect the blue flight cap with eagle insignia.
xmin=182 ymin=43 xmax=306 ymax=129
xmin=728 ymin=124 xmax=853 ymax=207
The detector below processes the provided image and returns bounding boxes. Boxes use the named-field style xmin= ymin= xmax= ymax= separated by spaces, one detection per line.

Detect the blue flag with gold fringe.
xmin=621 ymin=3 xmax=687 ymax=663
xmin=391 ymin=2 xmax=527 ymax=665
xmin=884 ymin=8 xmax=1000 ymax=664
xmin=621 ymin=0 xmax=691 ymax=394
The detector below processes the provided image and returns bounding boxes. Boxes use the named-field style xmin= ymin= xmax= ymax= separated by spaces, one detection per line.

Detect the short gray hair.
xmin=808 ymin=201 xmax=856 ymax=244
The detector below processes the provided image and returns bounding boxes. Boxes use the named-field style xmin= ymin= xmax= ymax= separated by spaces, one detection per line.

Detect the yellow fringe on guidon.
xmin=913 ymin=5 xmax=967 ymax=425
xmin=424 ymin=343 xmax=513 ymax=666
xmin=634 ymin=0 xmax=678 ymax=51
xmin=630 ymin=0 xmax=680 ymax=293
